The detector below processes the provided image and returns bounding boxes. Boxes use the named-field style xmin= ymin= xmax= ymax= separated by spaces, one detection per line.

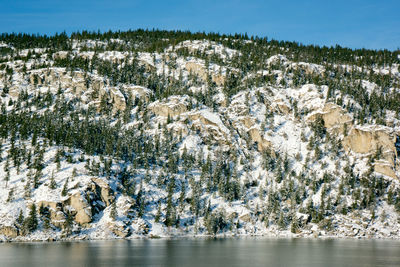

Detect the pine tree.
xmin=155 ymin=201 xmax=162 ymax=223
xmin=49 ymin=171 xmax=57 ymax=189
xmin=165 ymin=177 xmax=176 ymax=227
xmin=16 ymin=210 xmax=24 ymax=226
xmin=110 ymin=200 xmax=117 ymax=220
xmin=25 ymin=203 xmax=38 ymax=232
xmin=3 ymin=157 xmax=10 ymax=187
xmin=61 ymin=177 xmax=69 ymax=196
xmin=6 ymin=187 xmax=14 ymax=202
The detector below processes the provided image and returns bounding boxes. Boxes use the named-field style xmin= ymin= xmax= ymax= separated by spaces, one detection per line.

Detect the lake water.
xmin=1 ymin=238 xmax=400 ymax=267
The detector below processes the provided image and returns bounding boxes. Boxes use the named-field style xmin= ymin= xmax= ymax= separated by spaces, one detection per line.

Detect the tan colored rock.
xmin=0 ymin=225 xmax=19 ymax=238
xmin=50 ymin=211 xmax=67 ymax=228
xmin=73 ymin=71 xmax=85 ymax=80
xmin=239 ymin=213 xmax=252 ymax=223
xmin=149 ymin=98 xmax=187 ymax=118
xmin=321 ymin=103 xmax=352 ymax=130
xmin=109 ymin=87 xmax=126 ymax=111
xmin=374 ymin=162 xmax=397 ymax=179
xmin=240 ymin=117 xmax=255 ymax=129
xmin=188 ymin=111 xmax=229 ymax=144
xmin=8 ymin=85 xmax=20 ymax=98
xmin=273 ymin=99 xmax=290 ymax=115
xmin=308 ymin=103 xmax=352 ymax=133
xmin=343 ymin=126 xmax=398 ymax=179
xmin=107 ymin=222 xmax=131 ymax=238
xmin=343 ymin=127 xmax=396 ymax=155
xmin=60 ymin=74 xmax=72 ymax=85
xmin=37 ymin=200 xmax=65 ymax=228
xmin=212 ymin=74 xmax=226 ymax=86
xmin=185 ymin=62 xmax=225 ymax=86
xmin=186 ymin=62 xmax=207 ymax=80
xmin=37 ymin=200 xmax=60 ymax=211
xmin=91 ymin=178 xmax=114 ymax=206
xmin=248 ymin=128 xmax=272 ymax=152
xmin=72 ymin=81 xmax=87 ymax=95
xmin=65 ymin=192 xmax=92 ymax=225
xmin=124 ymin=85 xmax=151 ymax=100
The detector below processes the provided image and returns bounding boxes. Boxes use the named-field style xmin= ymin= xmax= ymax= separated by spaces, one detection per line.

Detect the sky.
xmin=0 ymin=0 xmax=399 ymax=50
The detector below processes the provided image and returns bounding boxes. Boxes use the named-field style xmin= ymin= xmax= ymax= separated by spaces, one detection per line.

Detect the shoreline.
xmin=2 ymin=232 xmax=400 ymax=243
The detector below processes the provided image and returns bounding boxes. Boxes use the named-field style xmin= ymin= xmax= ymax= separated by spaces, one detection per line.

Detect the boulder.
xmin=107 ymin=221 xmax=131 ymax=238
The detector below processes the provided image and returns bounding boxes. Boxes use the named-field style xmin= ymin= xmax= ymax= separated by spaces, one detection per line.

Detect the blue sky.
xmin=0 ymin=0 xmax=399 ymax=50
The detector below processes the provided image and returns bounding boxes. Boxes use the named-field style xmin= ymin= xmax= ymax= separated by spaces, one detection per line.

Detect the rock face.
xmin=91 ymin=178 xmax=114 ymax=206
xmin=37 ymin=200 xmax=65 ymax=228
xmin=232 ymin=116 xmax=271 ymax=152
xmin=149 ymin=97 xmax=188 ymax=117
xmin=0 ymin=225 xmax=19 ymax=238
xmin=65 ymin=192 xmax=93 ymax=225
xmin=248 ymin=128 xmax=272 ymax=152
xmin=273 ymin=99 xmax=291 ymax=115
xmin=124 ymin=85 xmax=151 ymax=101
xmin=343 ymin=126 xmax=398 ymax=179
xmin=109 ymin=87 xmax=126 ymax=112
xmin=185 ymin=62 xmax=225 ymax=86
xmin=107 ymin=221 xmax=131 ymax=238
xmin=374 ymin=162 xmax=397 ymax=179
xmin=308 ymin=103 xmax=398 ymax=179
xmin=307 ymin=103 xmax=352 ymax=133
xmin=189 ymin=110 xmax=230 ymax=144
xmin=343 ymin=127 xmax=396 ymax=155
xmin=36 ymin=178 xmax=114 ymax=228
xmin=320 ymin=103 xmax=352 ymax=132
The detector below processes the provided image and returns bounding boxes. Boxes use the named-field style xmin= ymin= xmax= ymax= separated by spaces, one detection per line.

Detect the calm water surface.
xmin=1 ymin=238 xmax=400 ymax=267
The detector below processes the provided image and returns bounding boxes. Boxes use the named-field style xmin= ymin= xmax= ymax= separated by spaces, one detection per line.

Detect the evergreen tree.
xmin=25 ymin=203 xmax=38 ymax=232
xmin=61 ymin=177 xmax=69 ymax=196
xmin=110 ymin=199 xmax=117 ymax=220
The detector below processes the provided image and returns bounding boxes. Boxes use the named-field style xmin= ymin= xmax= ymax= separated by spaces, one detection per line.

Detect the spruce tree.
xmin=25 ymin=203 xmax=38 ymax=232
xmin=61 ymin=177 xmax=69 ymax=196
xmin=110 ymin=200 xmax=117 ymax=220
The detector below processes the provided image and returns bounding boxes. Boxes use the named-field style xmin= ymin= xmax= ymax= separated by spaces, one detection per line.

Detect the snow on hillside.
xmin=0 ymin=32 xmax=399 ymax=241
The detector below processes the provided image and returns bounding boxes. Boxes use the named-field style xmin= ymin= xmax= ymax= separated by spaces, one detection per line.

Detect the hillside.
xmin=0 ymin=30 xmax=399 ymax=241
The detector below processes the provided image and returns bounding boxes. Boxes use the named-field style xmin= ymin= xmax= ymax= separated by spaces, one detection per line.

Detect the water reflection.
xmin=0 ymin=238 xmax=399 ymax=267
